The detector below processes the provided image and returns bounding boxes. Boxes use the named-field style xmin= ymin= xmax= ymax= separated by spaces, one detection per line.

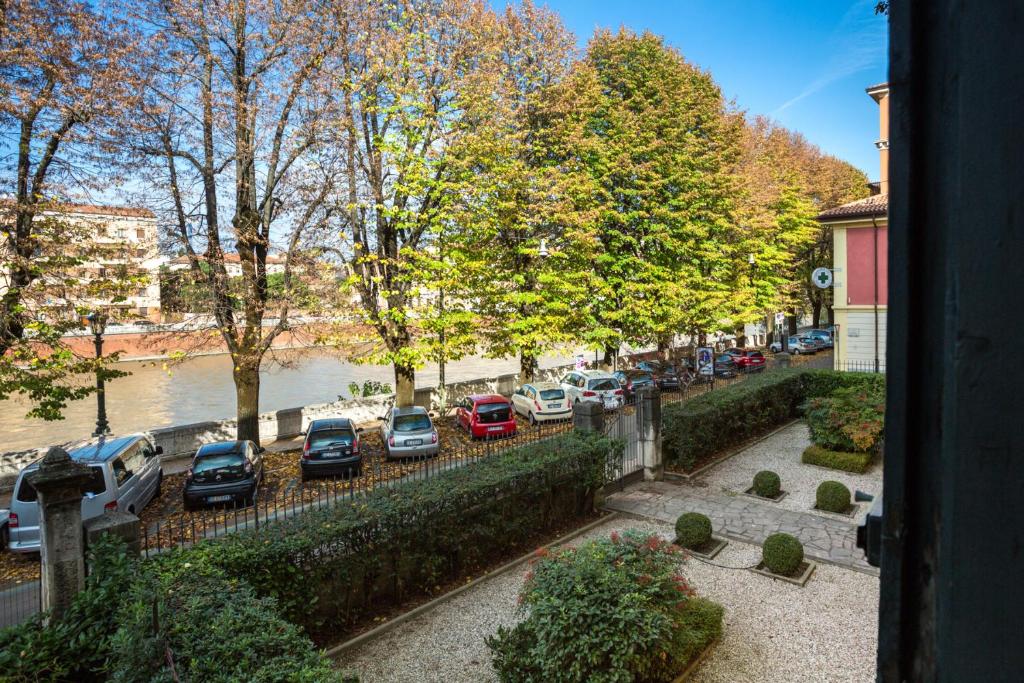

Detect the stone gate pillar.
xmin=26 ymin=446 xmax=94 ymax=619
xmin=637 ymin=387 xmax=663 ymax=481
xmin=573 ymin=400 xmax=605 ymax=433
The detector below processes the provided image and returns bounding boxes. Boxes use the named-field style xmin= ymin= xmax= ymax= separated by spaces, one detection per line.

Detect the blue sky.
xmin=531 ymin=0 xmax=889 ymax=177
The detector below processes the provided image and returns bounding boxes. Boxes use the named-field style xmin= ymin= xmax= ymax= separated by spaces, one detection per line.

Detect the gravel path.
xmin=338 ymin=517 xmax=878 ymax=683
xmin=694 ymin=422 xmax=882 ymax=523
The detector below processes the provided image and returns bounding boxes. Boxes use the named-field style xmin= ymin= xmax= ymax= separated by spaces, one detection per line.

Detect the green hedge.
xmin=662 ymin=369 xmax=884 ymax=472
xmin=154 ymin=431 xmax=616 ymax=643
xmin=0 ymin=536 xmax=339 ymax=683
xmin=487 ymin=530 xmax=722 ymax=682
xmin=802 ymin=445 xmax=874 ymax=473
xmin=108 ymin=559 xmax=341 ymax=682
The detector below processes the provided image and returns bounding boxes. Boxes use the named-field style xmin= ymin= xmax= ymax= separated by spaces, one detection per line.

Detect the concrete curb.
xmin=325 ymin=511 xmax=619 ymax=661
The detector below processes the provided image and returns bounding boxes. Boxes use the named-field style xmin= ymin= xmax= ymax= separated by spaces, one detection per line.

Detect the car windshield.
xmin=539 ymin=389 xmax=565 ymax=400
xmin=309 ymin=429 xmax=354 ymax=448
xmin=588 ymin=378 xmax=619 ymax=391
xmin=394 ymin=414 xmax=432 ymax=432
xmin=631 ymin=373 xmax=653 ymax=382
xmin=477 ymin=403 xmax=511 ymax=422
xmin=16 ymin=466 xmax=106 ymax=502
xmin=716 ymin=355 xmax=733 ymax=363
xmin=193 ymin=453 xmax=245 ymax=475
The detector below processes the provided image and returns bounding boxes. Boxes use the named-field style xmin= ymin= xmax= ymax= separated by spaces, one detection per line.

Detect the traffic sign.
xmin=812 ymin=267 xmax=833 ymax=289
xmin=775 ymin=312 xmax=785 ymax=325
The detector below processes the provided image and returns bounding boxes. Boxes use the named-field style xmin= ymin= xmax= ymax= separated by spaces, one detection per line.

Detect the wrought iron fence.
xmin=834 ymin=359 xmax=887 ymax=373
xmin=0 ymin=551 xmax=41 ymax=629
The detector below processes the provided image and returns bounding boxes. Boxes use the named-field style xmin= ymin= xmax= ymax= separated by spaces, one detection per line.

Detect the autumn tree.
xmin=0 ymin=0 xmax=139 ymax=416
xmin=325 ymin=0 xmax=492 ymax=406
xmin=570 ymin=29 xmax=742 ymax=361
xmin=129 ymin=0 xmax=340 ymax=443
xmin=737 ymin=116 xmax=869 ymax=333
xmin=446 ymin=1 xmax=595 ymax=382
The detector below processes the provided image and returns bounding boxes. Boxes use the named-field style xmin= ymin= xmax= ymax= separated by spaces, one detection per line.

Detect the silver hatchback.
xmin=7 ymin=434 xmax=164 ymax=553
xmin=380 ymin=406 xmax=439 ymax=460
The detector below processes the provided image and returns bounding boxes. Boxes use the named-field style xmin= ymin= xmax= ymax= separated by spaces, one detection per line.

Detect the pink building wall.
xmin=846 ymin=226 xmax=888 ymax=305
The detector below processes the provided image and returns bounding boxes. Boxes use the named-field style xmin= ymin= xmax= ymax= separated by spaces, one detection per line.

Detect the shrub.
xmin=487 ymin=530 xmax=722 ymax=682
xmin=108 ymin=559 xmax=340 ymax=683
xmin=662 ymin=370 xmax=807 ymax=471
xmin=0 ymin=535 xmax=135 ymax=682
xmin=752 ymin=470 xmax=782 ymax=498
xmin=816 ymin=480 xmax=852 ymax=513
xmin=802 ymin=445 xmax=874 ymax=474
xmin=762 ymin=533 xmax=804 ymax=576
xmin=152 ymin=431 xmax=617 ymax=644
xmin=803 ymin=382 xmax=885 ymax=453
xmin=675 ymin=512 xmax=713 ymax=549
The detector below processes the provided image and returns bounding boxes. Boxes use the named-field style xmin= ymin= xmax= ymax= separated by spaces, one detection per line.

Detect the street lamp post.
xmin=85 ymin=311 xmax=111 ymax=437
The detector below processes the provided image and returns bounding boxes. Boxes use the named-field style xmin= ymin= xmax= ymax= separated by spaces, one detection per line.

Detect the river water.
xmin=0 ymin=347 xmax=594 ymax=452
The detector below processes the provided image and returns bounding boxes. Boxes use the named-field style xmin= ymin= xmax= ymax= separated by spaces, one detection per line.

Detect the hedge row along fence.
xmin=148 ymin=430 xmax=619 ymax=645
xmin=662 ymin=369 xmax=884 ymax=472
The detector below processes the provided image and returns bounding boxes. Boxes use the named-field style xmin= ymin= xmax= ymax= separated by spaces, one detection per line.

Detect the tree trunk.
xmin=394 ymin=362 xmax=415 ymax=407
xmin=811 ymin=294 xmax=823 ymax=329
xmin=601 ymin=346 xmax=616 ymax=371
xmin=787 ymin=308 xmax=798 ymax=336
xmin=826 ymin=303 xmax=834 ymax=326
xmin=520 ymin=352 xmax=536 ymax=384
xmin=437 ymin=358 xmax=447 ymax=414
xmin=234 ymin=363 xmax=261 ymax=445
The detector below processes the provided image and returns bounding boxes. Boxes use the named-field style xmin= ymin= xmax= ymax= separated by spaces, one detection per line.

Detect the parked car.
xmin=613 ymin=369 xmax=656 ymax=400
xmin=806 ymin=329 xmax=834 ymax=348
xmin=769 ymin=336 xmax=818 ymax=354
xmin=183 ymin=440 xmax=264 ymax=510
xmin=635 ymin=360 xmax=682 ymax=389
xmin=803 ymin=334 xmax=826 ymax=350
xmin=559 ymin=370 xmax=624 ymax=410
xmin=510 ymin=382 xmax=572 ymax=425
xmin=8 ymin=434 xmax=164 ymax=553
xmin=713 ymin=354 xmax=738 ymax=378
xmin=456 ymin=394 xmax=517 ymax=439
xmin=300 ymin=418 xmax=362 ymax=480
xmin=732 ymin=349 xmax=767 ymax=372
xmin=380 ymin=406 xmax=439 ymax=459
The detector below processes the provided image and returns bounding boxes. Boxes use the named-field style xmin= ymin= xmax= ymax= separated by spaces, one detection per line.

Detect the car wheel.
xmin=183 ymin=498 xmax=194 ymax=512
xmin=300 ymin=469 xmax=309 ymax=483
xmin=528 ymin=412 xmax=537 ymax=426
xmin=352 ymin=465 xmax=362 ymax=478
xmin=155 ymin=470 xmax=163 ymax=496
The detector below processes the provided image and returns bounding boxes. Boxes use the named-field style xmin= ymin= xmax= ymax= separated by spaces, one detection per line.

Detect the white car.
xmin=511 ymin=382 xmax=573 ymax=425
xmin=559 ymin=370 xmax=624 ymax=410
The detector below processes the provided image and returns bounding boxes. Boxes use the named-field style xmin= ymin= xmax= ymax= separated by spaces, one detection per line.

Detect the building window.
xmin=116 ymin=227 xmax=127 ymax=239
xmin=136 ymin=228 xmax=146 ymax=239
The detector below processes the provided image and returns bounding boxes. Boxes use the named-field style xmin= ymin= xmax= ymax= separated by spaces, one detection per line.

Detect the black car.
xmin=301 ymin=418 xmax=362 ymax=480
xmin=713 ymin=354 xmax=738 ymax=378
xmin=613 ymin=369 xmax=656 ymax=400
xmin=183 ymin=440 xmax=264 ymax=510
xmin=635 ymin=360 xmax=682 ymax=389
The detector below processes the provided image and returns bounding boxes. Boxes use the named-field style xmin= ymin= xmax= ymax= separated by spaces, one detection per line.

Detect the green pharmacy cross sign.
xmin=812 ymin=267 xmax=833 ymax=289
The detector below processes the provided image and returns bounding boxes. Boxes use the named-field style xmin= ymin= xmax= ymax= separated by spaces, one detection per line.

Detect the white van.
xmin=7 ymin=434 xmax=163 ymax=553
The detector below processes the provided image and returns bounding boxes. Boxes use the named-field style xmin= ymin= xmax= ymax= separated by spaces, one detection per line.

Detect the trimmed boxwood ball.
xmin=816 ymin=480 xmax=852 ymax=513
xmin=675 ymin=512 xmax=713 ymax=549
xmin=752 ymin=470 xmax=781 ymax=498
xmin=762 ymin=533 xmax=804 ymax=576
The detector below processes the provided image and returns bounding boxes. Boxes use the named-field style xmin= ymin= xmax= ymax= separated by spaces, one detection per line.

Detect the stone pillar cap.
xmin=26 ymin=446 xmax=94 ymax=490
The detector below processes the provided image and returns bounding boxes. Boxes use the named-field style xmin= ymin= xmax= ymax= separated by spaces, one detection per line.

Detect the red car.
xmin=456 ymin=394 xmax=517 ymax=439
xmin=732 ymin=349 xmax=767 ymax=372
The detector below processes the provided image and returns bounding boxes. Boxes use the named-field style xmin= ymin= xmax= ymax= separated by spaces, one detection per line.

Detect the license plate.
xmin=548 ymin=403 xmax=561 ymax=409
xmin=323 ymin=450 xmax=340 ymax=458
xmin=487 ymin=426 xmax=503 ymax=431
xmin=206 ymin=495 xmax=232 ymax=503
xmin=405 ymin=439 xmax=422 ymax=446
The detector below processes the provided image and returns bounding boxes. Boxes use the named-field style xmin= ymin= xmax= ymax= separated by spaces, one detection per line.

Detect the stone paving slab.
xmin=604 ymin=480 xmax=878 ymax=574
